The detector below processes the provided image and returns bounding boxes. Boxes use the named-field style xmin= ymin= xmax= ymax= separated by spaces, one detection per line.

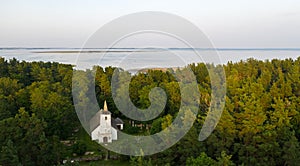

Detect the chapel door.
xmin=103 ymin=137 xmax=108 ymax=143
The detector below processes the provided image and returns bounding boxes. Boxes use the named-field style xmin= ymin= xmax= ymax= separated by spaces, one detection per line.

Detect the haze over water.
xmin=1 ymin=48 xmax=300 ymax=70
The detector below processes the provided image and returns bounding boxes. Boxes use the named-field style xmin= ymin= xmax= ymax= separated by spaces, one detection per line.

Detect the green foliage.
xmin=130 ymin=150 xmax=153 ymax=166
xmin=161 ymin=114 xmax=173 ymax=130
xmin=0 ymin=108 xmax=64 ymax=165
xmin=150 ymin=117 xmax=162 ymax=134
xmin=0 ymin=140 xmax=21 ymax=166
xmin=72 ymin=141 xmax=87 ymax=156
xmin=130 ymin=156 xmax=153 ymax=166
xmin=186 ymin=152 xmax=216 ymax=166
xmin=1 ymin=57 xmax=300 ymax=165
xmin=216 ymin=151 xmax=235 ymax=166
xmin=186 ymin=151 xmax=234 ymax=166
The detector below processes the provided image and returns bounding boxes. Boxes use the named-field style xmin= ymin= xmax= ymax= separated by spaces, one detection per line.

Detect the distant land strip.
xmin=32 ymin=50 xmax=164 ymax=53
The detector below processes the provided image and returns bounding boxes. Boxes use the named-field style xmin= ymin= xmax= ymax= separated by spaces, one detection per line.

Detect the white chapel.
xmin=90 ymin=101 xmax=124 ymax=143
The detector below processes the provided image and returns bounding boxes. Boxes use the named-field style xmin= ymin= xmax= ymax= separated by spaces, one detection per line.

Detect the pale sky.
xmin=1 ymin=0 xmax=300 ymax=48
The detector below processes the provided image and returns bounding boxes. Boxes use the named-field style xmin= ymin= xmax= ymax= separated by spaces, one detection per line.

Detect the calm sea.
xmin=0 ymin=48 xmax=300 ymax=70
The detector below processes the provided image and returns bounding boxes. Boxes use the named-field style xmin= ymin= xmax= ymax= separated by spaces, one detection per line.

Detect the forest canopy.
xmin=0 ymin=56 xmax=299 ymax=165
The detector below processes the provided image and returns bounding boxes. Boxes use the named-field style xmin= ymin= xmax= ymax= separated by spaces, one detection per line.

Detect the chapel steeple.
xmin=104 ymin=100 xmax=108 ymax=112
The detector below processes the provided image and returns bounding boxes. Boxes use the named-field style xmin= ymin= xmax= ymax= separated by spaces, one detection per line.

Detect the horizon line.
xmin=1 ymin=47 xmax=300 ymax=51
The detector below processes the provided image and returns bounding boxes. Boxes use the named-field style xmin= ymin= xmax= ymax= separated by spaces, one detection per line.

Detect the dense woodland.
xmin=0 ymin=56 xmax=299 ymax=165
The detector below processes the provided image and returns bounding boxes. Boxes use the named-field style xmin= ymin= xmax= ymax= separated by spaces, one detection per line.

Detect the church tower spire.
xmin=104 ymin=100 xmax=108 ymax=111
